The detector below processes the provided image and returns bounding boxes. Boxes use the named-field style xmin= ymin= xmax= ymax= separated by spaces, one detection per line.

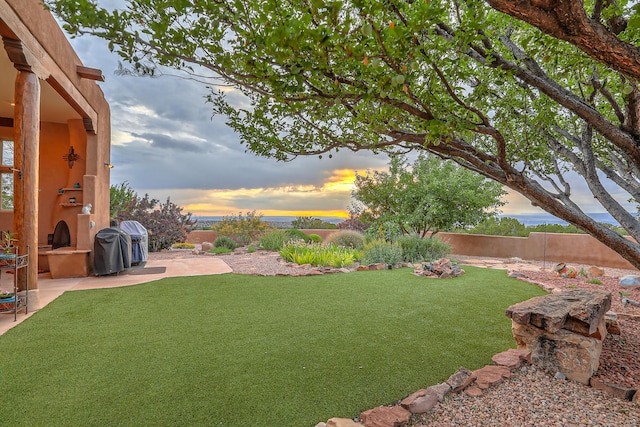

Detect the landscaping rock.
xmin=473 ymin=365 xmax=511 ymax=389
xmin=415 ymin=258 xmax=464 ymax=278
xmin=491 ymin=348 xmax=530 ymax=369
xmin=427 ymin=383 xmax=451 ymax=401
xmin=446 ymin=367 xmax=475 ymax=392
xmin=590 ymin=378 xmax=636 ymax=401
xmin=464 ymin=386 xmax=484 ymax=397
xmin=605 ymin=312 xmax=621 ymax=335
xmin=201 ymin=241 xmax=213 ymax=252
xmin=315 ymin=423 xmax=328 ymax=427
xmin=326 ymin=418 xmax=364 ymax=427
xmin=588 ymin=266 xmax=605 ymax=277
xmin=359 ymin=406 xmax=411 ymax=427
xmin=506 ymin=290 xmax=611 ymax=385
xmin=620 ymin=275 xmax=640 ymax=289
xmin=400 ymin=389 xmax=439 ymax=414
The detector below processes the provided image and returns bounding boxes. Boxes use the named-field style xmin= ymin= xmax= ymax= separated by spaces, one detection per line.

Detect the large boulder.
xmin=506 ymin=289 xmax=611 ymax=385
xmin=620 ymin=275 xmax=640 ymax=289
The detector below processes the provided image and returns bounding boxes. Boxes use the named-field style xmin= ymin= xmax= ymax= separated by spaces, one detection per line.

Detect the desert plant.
xmin=284 ymin=228 xmax=312 ymax=242
xmin=214 ymin=236 xmax=239 ymax=251
xmin=280 ymin=241 xmax=359 ymax=267
xmin=247 ymin=245 xmax=256 ymax=253
xmin=395 ymin=234 xmax=451 ymax=262
xmin=213 ymin=211 xmax=273 ymax=245
xmin=324 ymin=230 xmax=365 ymax=249
xmin=112 ymin=186 xmax=197 ymax=252
xmin=307 ymin=234 xmax=322 ymax=243
xmin=172 ymin=242 xmax=195 ymax=249
xmin=360 ymin=239 xmax=403 ymax=265
xmin=259 ymin=230 xmax=289 ymax=251
xmin=364 ymin=221 xmax=402 ymax=243
xmin=587 ymin=279 xmax=603 ymax=285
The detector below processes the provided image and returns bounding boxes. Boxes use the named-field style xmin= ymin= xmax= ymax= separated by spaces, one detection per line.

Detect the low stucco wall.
xmin=438 ymin=232 xmax=637 ymax=270
xmin=186 ymin=229 xmax=638 ymax=270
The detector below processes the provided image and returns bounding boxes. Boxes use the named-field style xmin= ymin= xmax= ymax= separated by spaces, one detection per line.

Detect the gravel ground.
xmin=150 ymin=249 xmax=640 ymax=424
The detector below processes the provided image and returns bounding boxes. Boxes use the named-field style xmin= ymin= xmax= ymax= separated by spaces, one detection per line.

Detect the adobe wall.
xmin=186 ymin=229 xmax=638 ymax=270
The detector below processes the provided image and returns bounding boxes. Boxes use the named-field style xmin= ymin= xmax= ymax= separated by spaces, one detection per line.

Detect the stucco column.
xmin=12 ymin=63 xmax=40 ymax=291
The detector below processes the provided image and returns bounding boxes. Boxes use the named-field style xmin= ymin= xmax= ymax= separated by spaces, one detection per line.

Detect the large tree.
xmin=353 ymin=155 xmax=505 ymax=236
xmin=47 ymin=0 xmax=640 ymax=268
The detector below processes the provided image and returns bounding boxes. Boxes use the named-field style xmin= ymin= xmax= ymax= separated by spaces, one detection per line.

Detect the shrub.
xmin=396 ymin=235 xmax=451 ymax=262
xmin=172 ymin=242 xmax=195 ymax=249
xmin=112 ymin=183 xmax=197 ymax=252
xmin=280 ymin=241 xmax=359 ymax=267
xmin=364 ymin=221 xmax=402 ymax=243
xmin=284 ymin=229 xmax=312 ymax=242
xmin=214 ymin=236 xmax=239 ymax=251
xmin=259 ymin=230 xmax=288 ymax=251
xmin=361 ymin=240 xmax=403 ymax=265
xmin=307 ymin=234 xmax=322 ymax=243
xmin=587 ymin=279 xmax=603 ymax=285
xmin=324 ymin=230 xmax=365 ymax=249
xmin=213 ymin=211 xmax=273 ymax=245
xmin=247 ymin=245 xmax=256 ymax=253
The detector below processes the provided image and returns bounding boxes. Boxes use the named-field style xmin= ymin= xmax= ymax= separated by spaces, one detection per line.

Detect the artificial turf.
xmin=0 ymin=266 xmax=545 ymax=426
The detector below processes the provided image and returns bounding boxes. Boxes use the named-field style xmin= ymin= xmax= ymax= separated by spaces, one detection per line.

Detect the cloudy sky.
xmin=63 ymin=11 xmax=629 ymax=220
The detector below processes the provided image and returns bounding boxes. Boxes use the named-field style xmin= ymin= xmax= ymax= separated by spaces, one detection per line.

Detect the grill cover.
xmin=93 ymin=228 xmax=132 ymax=275
xmin=119 ymin=220 xmax=148 ymax=265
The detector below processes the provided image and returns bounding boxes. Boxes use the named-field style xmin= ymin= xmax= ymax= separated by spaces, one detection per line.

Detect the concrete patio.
xmin=0 ymin=256 xmax=232 ymax=335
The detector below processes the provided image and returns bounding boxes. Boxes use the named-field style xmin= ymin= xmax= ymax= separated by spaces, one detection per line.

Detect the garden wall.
xmin=185 ymin=229 xmax=637 ymax=270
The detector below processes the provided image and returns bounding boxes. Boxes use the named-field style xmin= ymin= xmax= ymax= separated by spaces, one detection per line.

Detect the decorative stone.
xmin=588 ymin=266 xmax=605 ymax=277
xmin=507 ymin=290 xmax=611 ymax=385
xmin=326 ymin=418 xmax=365 ymax=427
xmin=620 ymin=275 xmax=640 ymax=289
xmin=201 ymin=241 xmax=213 ymax=251
xmin=473 ymin=365 xmax=511 ymax=389
xmin=400 ymin=384 xmax=449 ymax=414
xmin=590 ymin=378 xmax=636 ymax=401
xmin=359 ymin=405 xmax=411 ymax=427
xmin=605 ymin=312 xmax=621 ymax=335
xmin=401 ymin=390 xmax=440 ymax=414
xmin=315 ymin=423 xmax=328 ymax=427
xmin=506 ymin=289 xmax=611 ymax=335
xmin=357 ymin=265 xmax=369 ymax=271
xmin=446 ymin=367 xmax=475 ymax=392
xmin=633 ymin=390 xmax=639 ymax=404
xmin=535 ymin=328 xmax=602 ymax=385
xmin=369 ymin=263 xmax=387 ymax=270
xmin=464 ymin=386 xmax=483 ymax=397
xmin=492 ymin=349 xmax=530 ymax=369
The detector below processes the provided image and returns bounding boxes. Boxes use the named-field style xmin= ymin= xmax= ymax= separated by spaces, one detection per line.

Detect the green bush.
xmin=259 ymin=229 xmax=311 ymax=251
xmin=290 ymin=216 xmax=337 ymax=229
xmin=364 ymin=221 xmax=402 ymax=243
xmin=324 ymin=230 xmax=365 ymax=249
xmin=284 ymin=228 xmax=312 ymax=242
xmin=361 ymin=239 xmax=403 ymax=265
xmin=308 ymin=234 xmax=322 ymax=243
xmin=259 ymin=230 xmax=288 ymax=251
xmin=280 ymin=241 xmax=359 ymax=267
xmin=396 ymin=234 xmax=451 ymax=262
xmin=247 ymin=245 xmax=256 ymax=253
xmin=213 ymin=211 xmax=273 ymax=245
xmin=214 ymin=236 xmax=239 ymax=251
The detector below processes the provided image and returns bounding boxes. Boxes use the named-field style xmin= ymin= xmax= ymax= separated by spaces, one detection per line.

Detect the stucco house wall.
xmin=0 ymin=0 xmax=112 ymax=287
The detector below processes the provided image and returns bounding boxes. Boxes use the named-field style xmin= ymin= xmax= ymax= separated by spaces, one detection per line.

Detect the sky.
xmin=62 ymin=7 xmax=633 ymax=220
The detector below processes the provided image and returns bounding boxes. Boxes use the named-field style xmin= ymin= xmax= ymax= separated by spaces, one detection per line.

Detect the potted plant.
xmin=0 ymin=231 xmax=17 ymax=264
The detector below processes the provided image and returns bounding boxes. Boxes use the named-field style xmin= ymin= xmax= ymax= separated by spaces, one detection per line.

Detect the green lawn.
xmin=0 ymin=266 xmax=545 ymax=426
